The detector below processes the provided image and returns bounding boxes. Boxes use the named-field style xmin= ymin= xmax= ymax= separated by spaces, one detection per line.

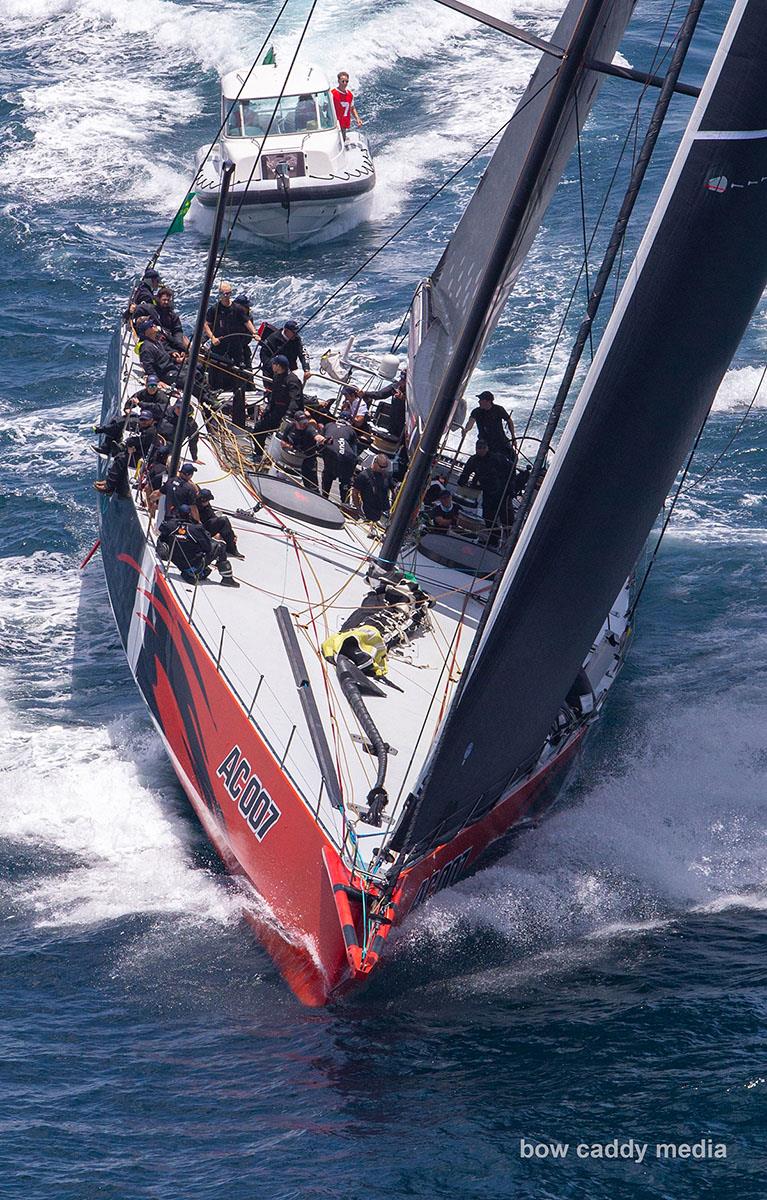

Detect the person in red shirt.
xmin=331 ymin=71 xmax=362 ymax=140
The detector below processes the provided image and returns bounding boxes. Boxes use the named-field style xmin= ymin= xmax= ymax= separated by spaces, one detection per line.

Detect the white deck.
xmin=116 ymin=337 xmax=629 ymax=880
xmin=141 ymin=448 xmax=493 ymax=869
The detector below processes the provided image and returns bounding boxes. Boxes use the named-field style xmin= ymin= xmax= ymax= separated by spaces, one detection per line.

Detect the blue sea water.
xmin=1 ymin=0 xmax=766 ymax=1196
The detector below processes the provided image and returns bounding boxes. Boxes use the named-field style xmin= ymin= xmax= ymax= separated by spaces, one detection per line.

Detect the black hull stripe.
xmin=197 ymin=175 xmax=375 ymax=207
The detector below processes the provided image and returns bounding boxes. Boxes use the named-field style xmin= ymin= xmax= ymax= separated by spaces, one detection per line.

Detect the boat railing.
xmin=111 ymin=325 xmax=347 ymax=849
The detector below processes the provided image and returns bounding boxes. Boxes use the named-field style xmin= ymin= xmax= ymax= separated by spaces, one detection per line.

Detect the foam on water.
xmin=711 ymin=364 xmax=767 ymax=412
xmin=0 ymin=555 xmax=239 ymax=932
xmin=0 ymin=0 xmax=563 ymax=230
xmin=396 ymin=697 xmax=767 ymax=981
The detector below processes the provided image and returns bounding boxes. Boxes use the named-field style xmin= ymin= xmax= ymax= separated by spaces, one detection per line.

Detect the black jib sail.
xmin=405 ymin=0 xmax=636 ymax=431
xmin=400 ymin=0 xmax=767 ymax=857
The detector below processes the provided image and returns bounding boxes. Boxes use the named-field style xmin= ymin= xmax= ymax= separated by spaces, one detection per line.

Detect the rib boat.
xmin=193 ymin=59 xmax=375 ymax=246
xmin=96 ymin=0 xmax=767 ymax=1004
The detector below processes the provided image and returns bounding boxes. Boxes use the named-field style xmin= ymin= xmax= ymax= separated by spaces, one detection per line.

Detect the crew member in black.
xmin=464 ymin=390 xmax=517 ymax=458
xmin=154 ymin=287 xmax=189 ymax=352
xmin=356 ymin=370 xmax=407 ymax=440
xmin=319 ymin=418 xmax=360 ymax=503
xmin=279 ymin=411 xmax=322 ymax=490
xmin=128 ymin=375 xmax=170 ymax=421
xmin=163 ymin=462 xmax=200 ymax=519
xmin=457 ymin=438 xmax=506 ymax=526
xmin=137 ymin=319 xmax=188 ymax=389
xmin=196 ymin=488 xmax=243 ymax=558
xmin=226 ymin=294 xmax=258 ymax=426
xmin=127 ymin=268 xmax=160 ymax=316
xmin=230 ymin=294 xmax=258 ymax=373
xmin=157 ymin=505 xmax=238 ymax=587
xmin=145 ymin=444 xmax=171 ymax=515
xmin=260 ymin=319 xmax=311 ymax=381
xmin=427 ymin=489 xmax=461 ymax=530
xmin=93 ymin=382 xmax=169 ymax=457
xmin=203 ymin=281 xmax=239 ymax=391
xmin=158 ymin=397 xmax=200 ymax=460
xmin=253 ymin=355 xmax=304 ymax=453
xmin=94 ymin=411 xmax=164 ymax=495
xmin=351 ymin=453 xmax=393 ymax=523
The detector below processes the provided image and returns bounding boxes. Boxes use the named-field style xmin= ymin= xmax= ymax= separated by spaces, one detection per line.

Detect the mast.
xmin=501 ymin=0 xmax=706 ymax=619
xmin=379 ymin=0 xmax=637 ymax=565
xmin=398 ymin=0 xmax=767 ymax=858
xmin=168 ymin=160 xmax=235 ymax=480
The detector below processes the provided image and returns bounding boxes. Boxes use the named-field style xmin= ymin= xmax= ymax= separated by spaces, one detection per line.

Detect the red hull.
xmin=99 ymin=505 xmax=587 ymax=1005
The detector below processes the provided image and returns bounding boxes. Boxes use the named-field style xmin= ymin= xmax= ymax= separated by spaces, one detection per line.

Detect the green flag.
xmin=262 ymin=45 xmax=276 ymax=65
xmin=167 ymin=191 xmax=196 ymax=235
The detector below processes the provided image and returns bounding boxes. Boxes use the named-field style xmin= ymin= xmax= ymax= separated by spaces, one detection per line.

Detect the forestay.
xmin=401 ymin=0 xmax=767 ymax=856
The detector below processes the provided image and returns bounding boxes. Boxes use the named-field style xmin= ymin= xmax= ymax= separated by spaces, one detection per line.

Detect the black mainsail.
xmin=404 ymin=0 xmax=636 ymax=431
xmin=400 ymin=0 xmax=767 ymax=857
xmin=381 ymin=0 xmax=636 ymax=565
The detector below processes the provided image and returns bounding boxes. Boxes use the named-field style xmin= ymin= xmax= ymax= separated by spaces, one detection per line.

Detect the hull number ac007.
xmin=216 ymin=746 xmax=281 ymax=841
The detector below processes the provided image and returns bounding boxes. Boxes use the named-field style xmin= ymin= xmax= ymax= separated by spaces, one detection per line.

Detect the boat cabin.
xmin=194 ymin=62 xmax=375 ymax=244
xmin=221 ymin=65 xmax=343 ymax=158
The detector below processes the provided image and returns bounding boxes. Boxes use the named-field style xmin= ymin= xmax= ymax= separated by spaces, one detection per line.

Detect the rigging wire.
xmin=297 ymin=73 xmax=559 ymax=332
xmin=573 ymin=95 xmax=593 ymax=361
xmin=611 ymin=0 xmax=681 ymax=305
xmin=216 ymin=0 xmax=321 ymax=273
xmin=679 ymin=364 xmax=767 ymax=495
xmin=628 ymin=409 xmax=710 ymax=622
xmin=151 ymin=0 xmax=292 ymax=265
xmin=518 ymin=2 xmax=682 ymax=448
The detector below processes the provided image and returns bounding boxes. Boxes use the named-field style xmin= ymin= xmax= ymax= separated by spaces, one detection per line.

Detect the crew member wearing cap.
xmin=157 ymin=505 xmax=238 ymax=587
xmin=163 ymin=462 xmax=201 ymax=519
xmin=127 ymin=268 xmax=161 ymax=317
xmin=259 ymin=320 xmax=311 ymax=382
xmin=253 ymin=355 xmax=304 ymax=454
xmin=127 ymin=375 xmax=169 ymax=421
xmin=92 ymin=395 xmax=143 ymax=456
xmin=137 ymin=319 xmax=188 ymax=388
xmin=94 ymin=410 xmax=164 ymax=495
xmin=158 ymin=397 xmax=200 ymax=461
xmin=457 ymin=438 xmax=507 ymax=527
xmin=196 ymin=488 xmax=244 ymax=558
xmin=279 ymin=411 xmax=323 ymax=491
xmin=427 ymin=488 xmax=461 ymax=530
xmin=465 ymin=390 xmax=517 ymax=459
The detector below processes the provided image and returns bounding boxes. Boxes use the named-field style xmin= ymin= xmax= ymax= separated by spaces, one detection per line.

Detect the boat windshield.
xmin=224 ymin=91 xmax=336 ymax=138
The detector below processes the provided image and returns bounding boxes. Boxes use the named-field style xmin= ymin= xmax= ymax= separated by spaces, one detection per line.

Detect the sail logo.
xmin=216 ymin=746 xmax=281 ymax=841
xmin=706 ymin=173 xmax=767 ymax=194
xmin=411 ymin=847 xmax=473 ymax=910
